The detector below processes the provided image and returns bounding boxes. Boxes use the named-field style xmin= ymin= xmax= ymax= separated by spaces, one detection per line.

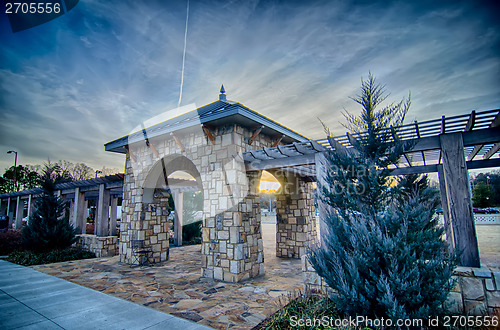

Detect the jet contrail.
xmin=178 ymin=0 xmax=189 ymax=108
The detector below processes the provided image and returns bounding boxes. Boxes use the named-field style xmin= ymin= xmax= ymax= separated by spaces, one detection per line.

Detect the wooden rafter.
xmin=468 ymin=145 xmax=483 ymax=161
xmin=483 ymin=143 xmax=500 ymax=160
xmin=468 ymin=110 xmax=499 ymax=161
xmin=170 ymin=132 xmax=185 ymax=152
xmin=124 ymin=145 xmax=136 ymax=162
xmin=277 ymin=145 xmax=301 ymax=157
xmin=248 ymin=125 xmax=264 ymax=145
xmin=327 ymin=136 xmax=357 ymax=157
xmin=202 ymin=124 xmax=216 ymax=145
xmin=147 ymin=141 xmax=160 ymax=158
xmin=347 ymin=132 xmax=362 ymax=151
xmin=272 ymin=135 xmax=285 ymax=147
xmin=414 ymin=121 xmax=426 ymax=165
xmin=403 ymin=153 xmax=412 ymax=167
xmin=263 ymin=147 xmax=287 ymax=159
xmin=141 ymin=127 xmax=159 ymax=158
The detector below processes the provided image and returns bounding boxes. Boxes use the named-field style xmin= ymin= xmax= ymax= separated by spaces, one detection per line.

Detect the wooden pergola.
xmin=243 ymin=109 xmax=500 ymax=267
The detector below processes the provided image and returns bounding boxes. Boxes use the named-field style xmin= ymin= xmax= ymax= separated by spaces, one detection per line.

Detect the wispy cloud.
xmin=0 ymin=0 xmax=499 ymax=171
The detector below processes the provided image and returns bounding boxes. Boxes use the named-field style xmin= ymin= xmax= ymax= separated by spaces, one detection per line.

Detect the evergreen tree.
xmin=472 ymin=181 xmax=493 ymax=208
xmin=309 ymin=74 xmax=455 ymax=321
xmin=22 ymin=165 xmax=77 ymax=252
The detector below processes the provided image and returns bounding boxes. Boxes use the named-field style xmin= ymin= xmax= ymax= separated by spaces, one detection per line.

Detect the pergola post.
xmin=314 ymin=152 xmax=332 ymax=241
xmin=73 ymin=187 xmax=86 ymax=234
xmin=437 ymin=165 xmax=454 ymax=252
xmin=96 ymin=184 xmax=110 ymax=236
xmin=439 ymin=132 xmax=479 ymax=267
xmin=15 ymin=196 xmax=23 ymax=229
xmin=27 ymin=194 xmax=35 ymax=219
xmin=109 ymin=195 xmax=118 ymax=236
xmin=7 ymin=198 xmax=12 ymax=227
xmin=0 ymin=199 xmax=6 ymax=216
xmin=173 ymin=191 xmax=183 ymax=246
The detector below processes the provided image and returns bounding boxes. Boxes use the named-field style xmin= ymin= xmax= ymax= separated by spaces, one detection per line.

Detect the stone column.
xmin=73 ymin=188 xmax=86 ymax=234
xmin=275 ymin=175 xmax=317 ymax=258
xmin=201 ymin=170 xmax=264 ymax=282
xmin=15 ymin=196 xmax=23 ymax=229
xmin=96 ymin=184 xmax=110 ymax=236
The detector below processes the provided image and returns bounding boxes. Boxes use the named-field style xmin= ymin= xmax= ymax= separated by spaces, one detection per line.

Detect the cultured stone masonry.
xmin=201 ymin=171 xmax=264 ymax=282
xmin=75 ymin=234 xmax=118 ymax=257
xmin=446 ymin=266 xmax=500 ymax=316
xmin=275 ymin=179 xmax=318 ymax=258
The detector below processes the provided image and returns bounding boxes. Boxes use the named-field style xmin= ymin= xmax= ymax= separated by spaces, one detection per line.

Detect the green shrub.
xmin=22 ymin=165 xmax=77 ymax=252
xmin=7 ymin=248 xmax=95 ymax=266
xmin=0 ymin=229 xmax=23 ymax=255
xmin=182 ymin=220 xmax=202 ymax=243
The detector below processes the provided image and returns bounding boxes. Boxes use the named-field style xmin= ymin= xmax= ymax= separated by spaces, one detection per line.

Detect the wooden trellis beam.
xmin=414 ymin=121 xmax=426 ymax=165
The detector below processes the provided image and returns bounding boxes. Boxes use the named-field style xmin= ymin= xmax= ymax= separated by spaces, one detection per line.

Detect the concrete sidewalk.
xmin=0 ymin=260 xmax=212 ymax=330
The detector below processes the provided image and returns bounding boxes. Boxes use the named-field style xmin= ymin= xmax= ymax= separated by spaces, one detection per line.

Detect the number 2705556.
xmin=5 ymin=2 xmax=61 ymax=14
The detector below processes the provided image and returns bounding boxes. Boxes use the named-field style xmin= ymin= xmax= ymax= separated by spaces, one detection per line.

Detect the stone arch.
xmin=143 ymin=154 xmax=202 ymax=204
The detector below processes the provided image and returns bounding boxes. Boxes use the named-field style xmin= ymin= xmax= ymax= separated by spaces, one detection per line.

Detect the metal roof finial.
xmin=219 ymin=84 xmax=226 ymax=101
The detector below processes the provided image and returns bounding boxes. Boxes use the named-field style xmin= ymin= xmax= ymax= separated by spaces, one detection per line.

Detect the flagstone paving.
xmin=31 ymin=224 xmax=303 ymax=330
xmin=28 ymin=223 xmax=499 ymax=329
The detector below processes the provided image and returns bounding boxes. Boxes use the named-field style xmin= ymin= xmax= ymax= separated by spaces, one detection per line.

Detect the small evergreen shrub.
xmin=182 ymin=220 xmax=202 ymax=244
xmin=22 ymin=165 xmax=77 ymax=252
xmin=0 ymin=229 xmax=23 ymax=255
xmin=7 ymin=248 xmax=95 ymax=266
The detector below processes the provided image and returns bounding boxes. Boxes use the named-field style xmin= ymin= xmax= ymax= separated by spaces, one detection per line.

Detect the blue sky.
xmin=1 ymin=0 xmax=499 ymax=173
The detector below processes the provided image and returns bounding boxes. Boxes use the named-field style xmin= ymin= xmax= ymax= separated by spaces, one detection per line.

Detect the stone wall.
xmin=75 ymin=234 xmax=118 ymax=257
xmin=302 ymin=256 xmax=500 ymax=316
xmin=302 ymin=255 xmax=335 ymax=296
xmin=447 ymin=266 xmax=500 ymax=316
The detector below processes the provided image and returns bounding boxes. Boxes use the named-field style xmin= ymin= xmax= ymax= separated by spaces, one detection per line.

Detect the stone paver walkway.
xmin=31 ymin=224 xmax=303 ymax=330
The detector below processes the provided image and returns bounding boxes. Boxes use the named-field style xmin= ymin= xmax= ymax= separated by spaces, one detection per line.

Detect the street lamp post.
xmin=7 ymin=150 xmax=18 ymax=192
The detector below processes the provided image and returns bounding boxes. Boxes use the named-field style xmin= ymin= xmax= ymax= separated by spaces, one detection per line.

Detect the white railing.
xmin=439 ymin=214 xmax=500 ymax=225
